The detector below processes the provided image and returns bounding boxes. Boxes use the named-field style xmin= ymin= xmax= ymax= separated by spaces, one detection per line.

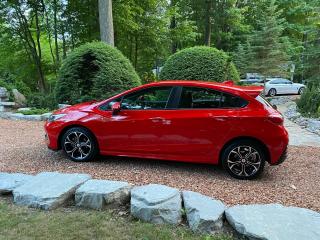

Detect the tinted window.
xmin=221 ymin=93 xmax=248 ymax=108
xmin=100 ymin=97 xmax=122 ymax=110
xmin=179 ymin=87 xmax=247 ymax=109
xmin=121 ymin=87 xmax=173 ymax=110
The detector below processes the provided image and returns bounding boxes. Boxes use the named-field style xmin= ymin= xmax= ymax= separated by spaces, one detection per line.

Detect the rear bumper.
xmin=270 ymin=146 xmax=287 ymax=165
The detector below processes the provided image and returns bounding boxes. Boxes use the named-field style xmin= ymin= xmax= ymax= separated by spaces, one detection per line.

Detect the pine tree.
xmin=247 ymin=0 xmax=289 ymax=78
xmin=232 ymin=41 xmax=253 ymax=78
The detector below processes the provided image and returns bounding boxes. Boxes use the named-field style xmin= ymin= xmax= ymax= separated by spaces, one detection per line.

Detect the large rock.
xmin=182 ymin=191 xmax=226 ymax=234
xmin=12 ymin=89 xmax=26 ymax=107
xmin=225 ymin=204 xmax=320 ymax=240
xmin=0 ymin=172 xmax=33 ymax=194
xmin=75 ymin=179 xmax=132 ymax=210
xmin=0 ymin=87 xmax=9 ymax=100
xmin=13 ymin=172 xmax=91 ymax=210
xmin=130 ymin=184 xmax=182 ymax=224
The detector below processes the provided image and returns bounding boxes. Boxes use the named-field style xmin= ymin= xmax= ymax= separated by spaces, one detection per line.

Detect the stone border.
xmin=1 ymin=171 xmax=319 ymax=240
xmin=0 ymin=112 xmax=51 ymax=121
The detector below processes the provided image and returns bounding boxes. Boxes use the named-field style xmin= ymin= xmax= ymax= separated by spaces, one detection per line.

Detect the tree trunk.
xmin=53 ymin=0 xmax=60 ymax=65
xmin=34 ymin=4 xmax=46 ymax=92
xmin=98 ymin=0 xmax=114 ymax=46
xmin=170 ymin=0 xmax=178 ymax=53
xmin=204 ymin=0 xmax=213 ymax=46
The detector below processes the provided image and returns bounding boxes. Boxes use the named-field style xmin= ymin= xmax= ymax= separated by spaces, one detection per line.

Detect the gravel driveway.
xmin=0 ymin=119 xmax=319 ymax=211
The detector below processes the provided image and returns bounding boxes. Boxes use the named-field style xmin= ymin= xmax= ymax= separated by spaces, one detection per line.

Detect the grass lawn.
xmin=0 ymin=198 xmax=233 ymax=240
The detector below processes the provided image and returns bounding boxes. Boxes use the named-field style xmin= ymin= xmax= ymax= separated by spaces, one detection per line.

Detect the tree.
xmin=246 ymin=0 xmax=289 ymax=78
xmin=1 ymin=1 xmax=47 ymax=92
xmin=98 ymin=0 xmax=114 ymax=46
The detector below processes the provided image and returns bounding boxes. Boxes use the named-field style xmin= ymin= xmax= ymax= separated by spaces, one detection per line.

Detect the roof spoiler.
xmin=222 ymin=80 xmax=263 ymax=97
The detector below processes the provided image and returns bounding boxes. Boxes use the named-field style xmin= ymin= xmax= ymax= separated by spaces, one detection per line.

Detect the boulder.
xmin=0 ymin=172 xmax=33 ymax=194
xmin=225 ymin=204 xmax=320 ymax=240
xmin=75 ymin=179 xmax=132 ymax=210
xmin=0 ymin=87 xmax=9 ymax=100
xmin=130 ymin=184 xmax=182 ymax=224
xmin=182 ymin=191 xmax=226 ymax=234
xmin=13 ymin=172 xmax=91 ymax=210
xmin=12 ymin=89 xmax=26 ymax=107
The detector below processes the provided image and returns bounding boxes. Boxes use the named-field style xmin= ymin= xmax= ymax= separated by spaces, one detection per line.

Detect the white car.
xmin=262 ymin=78 xmax=306 ymax=96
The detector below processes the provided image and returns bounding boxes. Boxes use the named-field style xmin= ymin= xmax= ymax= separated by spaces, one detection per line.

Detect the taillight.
xmin=268 ymin=114 xmax=284 ymax=125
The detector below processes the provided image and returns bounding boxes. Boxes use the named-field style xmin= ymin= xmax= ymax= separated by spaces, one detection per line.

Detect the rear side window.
xmin=178 ymin=87 xmax=247 ymax=109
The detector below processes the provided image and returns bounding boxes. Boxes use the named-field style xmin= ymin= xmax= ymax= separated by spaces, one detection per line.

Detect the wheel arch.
xmin=57 ymin=124 xmax=100 ymax=151
xmin=219 ymin=136 xmax=270 ymax=165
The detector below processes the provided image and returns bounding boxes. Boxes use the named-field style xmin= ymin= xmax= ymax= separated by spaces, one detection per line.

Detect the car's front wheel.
xmin=221 ymin=140 xmax=266 ymax=180
xmin=61 ymin=127 xmax=98 ymax=162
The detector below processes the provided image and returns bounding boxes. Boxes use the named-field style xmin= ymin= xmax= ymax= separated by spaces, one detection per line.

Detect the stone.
xmin=17 ymin=107 xmax=31 ymax=112
xmin=58 ymin=104 xmax=71 ymax=109
xmin=41 ymin=112 xmax=52 ymax=121
xmin=0 ymin=87 xmax=8 ymax=99
xmin=130 ymin=184 xmax=182 ymax=224
xmin=225 ymin=204 xmax=320 ymax=240
xmin=12 ymin=89 xmax=26 ymax=107
xmin=75 ymin=179 xmax=132 ymax=210
xmin=182 ymin=191 xmax=226 ymax=234
xmin=13 ymin=172 xmax=91 ymax=210
xmin=0 ymin=172 xmax=33 ymax=194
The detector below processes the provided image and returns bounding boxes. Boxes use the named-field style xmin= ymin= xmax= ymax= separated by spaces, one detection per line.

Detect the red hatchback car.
xmin=45 ymin=81 xmax=288 ymax=179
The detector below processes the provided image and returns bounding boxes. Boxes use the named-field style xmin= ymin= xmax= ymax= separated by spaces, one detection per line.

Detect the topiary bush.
xmin=159 ymin=46 xmax=240 ymax=82
xmin=56 ymin=42 xmax=141 ymax=104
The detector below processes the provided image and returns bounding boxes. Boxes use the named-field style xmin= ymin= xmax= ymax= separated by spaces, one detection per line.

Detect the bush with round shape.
xmin=159 ymin=46 xmax=240 ymax=82
xmin=56 ymin=42 xmax=141 ymax=104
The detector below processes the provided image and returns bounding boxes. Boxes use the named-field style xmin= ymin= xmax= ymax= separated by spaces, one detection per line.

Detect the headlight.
xmin=48 ymin=114 xmax=67 ymax=122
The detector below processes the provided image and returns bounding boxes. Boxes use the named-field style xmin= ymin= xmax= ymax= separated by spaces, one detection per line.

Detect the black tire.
xmin=221 ymin=140 xmax=266 ymax=180
xmin=298 ymin=87 xmax=305 ymax=95
xmin=268 ymin=88 xmax=277 ymax=97
xmin=61 ymin=127 xmax=98 ymax=162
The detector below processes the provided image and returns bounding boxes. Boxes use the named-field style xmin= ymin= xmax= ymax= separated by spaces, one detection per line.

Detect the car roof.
xmin=132 ymin=80 xmax=263 ymax=98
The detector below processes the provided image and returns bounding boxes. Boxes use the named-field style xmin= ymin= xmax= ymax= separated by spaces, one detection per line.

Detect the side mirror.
xmin=111 ymin=102 xmax=121 ymax=115
xmin=272 ymin=104 xmax=277 ymax=110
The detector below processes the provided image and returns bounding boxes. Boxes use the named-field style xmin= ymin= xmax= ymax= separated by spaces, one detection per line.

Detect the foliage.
xmin=297 ymin=86 xmax=320 ymax=117
xmin=56 ymin=42 xmax=141 ymax=104
xmin=0 ymin=199 xmax=232 ymax=240
xmin=159 ymin=46 xmax=240 ymax=82
xmin=235 ymin=0 xmax=290 ymax=78
xmin=17 ymin=108 xmax=50 ymax=115
xmin=27 ymin=92 xmax=57 ymax=110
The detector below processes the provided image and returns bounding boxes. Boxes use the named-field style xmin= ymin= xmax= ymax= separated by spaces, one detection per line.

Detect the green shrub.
xmin=17 ymin=108 xmax=50 ymax=115
xmin=27 ymin=92 xmax=57 ymax=110
xmin=159 ymin=46 xmax=240 ymax=82
xmin=56 ymin=42 xmax=141 ymax=104
xmin=297 ymin=86 xmax=320 ymax=117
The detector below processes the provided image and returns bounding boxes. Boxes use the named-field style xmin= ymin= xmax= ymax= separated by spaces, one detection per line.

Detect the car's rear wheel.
xmin=221 ymin=140 xmax=266 ymax=180
xmin=268 ymin=88 xmax=277 ymax=97
xmin=61 ymin=127 xmax=98 ymax=162
xmin=298 ymin=87 xmax=305 ymax=95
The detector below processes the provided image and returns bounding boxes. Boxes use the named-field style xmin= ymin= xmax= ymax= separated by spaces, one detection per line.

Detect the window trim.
xmin=173 ymin=86 xmax=248 ymax=110
xmin=99 ymin=86 xmax=177 ymax=111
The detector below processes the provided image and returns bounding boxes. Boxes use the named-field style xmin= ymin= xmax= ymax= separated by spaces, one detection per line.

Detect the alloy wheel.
xmin=227 ymin=146 xmax=262 ymax=178
xmin=64 ymin=131 xmax=92 ymax=161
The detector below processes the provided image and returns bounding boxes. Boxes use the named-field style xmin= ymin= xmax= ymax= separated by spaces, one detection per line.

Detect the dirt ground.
xmin=0 ymin=119 xmax=319 ymax=211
